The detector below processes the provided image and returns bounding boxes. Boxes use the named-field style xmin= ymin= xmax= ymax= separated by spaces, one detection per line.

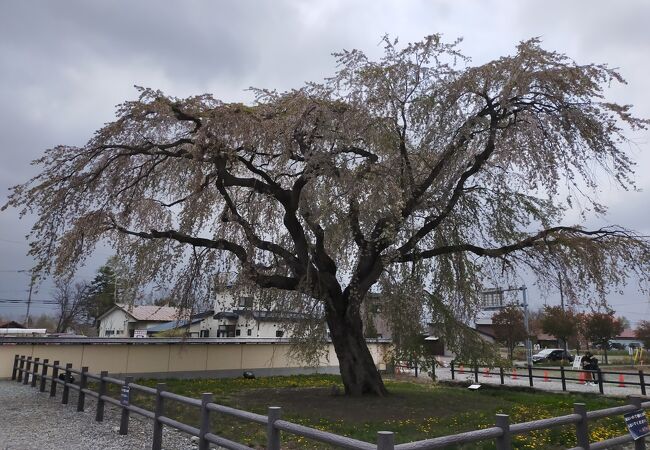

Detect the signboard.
xmin=120 ymin=385 xmax=130 ymax=406
xmin=133 ymin=329 xmax=147 ymax=338
xmin=624 ymin=409 xmax=650 ymax=440
xmin=572 ymin=355 xmax=583 ymax=370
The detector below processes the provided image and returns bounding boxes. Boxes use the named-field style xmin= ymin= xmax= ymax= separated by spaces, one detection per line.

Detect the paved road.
xmin=427 ymin=366 xmax=649 ymax=397
xmin=0 ymin=381 xmax=195 ymax=450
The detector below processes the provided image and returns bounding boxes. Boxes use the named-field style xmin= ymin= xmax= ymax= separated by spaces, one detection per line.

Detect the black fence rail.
xmin=450 ymin=361 xmax=648 ymax=396
xmin=10 ymin=354 xmax=650 ymax=449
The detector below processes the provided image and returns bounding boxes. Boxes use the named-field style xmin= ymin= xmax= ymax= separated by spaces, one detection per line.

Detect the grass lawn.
xmin=112 ymin=375 xmax=632 ymax=449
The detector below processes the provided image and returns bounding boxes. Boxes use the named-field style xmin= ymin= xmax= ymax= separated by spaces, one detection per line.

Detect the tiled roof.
xmin=118 ymin=304 xmax=180 ymax=322
xmin=617 ymin=328 xmax=638 ymax=339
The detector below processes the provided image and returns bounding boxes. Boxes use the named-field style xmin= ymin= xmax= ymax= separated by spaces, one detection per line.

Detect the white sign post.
xmin=572 ymin=355 xmax=583 ymax=370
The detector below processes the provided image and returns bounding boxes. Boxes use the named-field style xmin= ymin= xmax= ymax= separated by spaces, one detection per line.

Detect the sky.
xmin=0 ymin=0 xmax=648 ymax=323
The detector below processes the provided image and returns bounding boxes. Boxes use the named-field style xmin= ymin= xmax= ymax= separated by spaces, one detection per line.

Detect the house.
xmin=97 ymin=304 xmax=181 ymax=337
xmin=0 ymin=320 xmax=47 ymax=337
xmin=609 ymin=328 xmax=644 ymax=349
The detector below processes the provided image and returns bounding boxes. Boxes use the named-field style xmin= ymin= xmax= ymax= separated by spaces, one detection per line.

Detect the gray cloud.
xmin=0 ymin=0 xmax=648 ymax=321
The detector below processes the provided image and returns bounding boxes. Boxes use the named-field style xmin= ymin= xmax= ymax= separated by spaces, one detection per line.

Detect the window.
xmin=236 ymin=329 xmax=241 ymax=336
xmin=238 ymin=296 xmax=254 ymax=308
xmin=104 ymin=330 xmax=115 ymax=337
xmin=276 ymin=330 xmax=284 ymax=338
xmin=481 ymin=290 xmax=504 ymax=308
xmin=199 ymin=329 xmax=210 ymax=338
xmin=217 ymin=325 xmax=236 ymax=337
xmin=247 ymin=329 xmax=252 ymax=336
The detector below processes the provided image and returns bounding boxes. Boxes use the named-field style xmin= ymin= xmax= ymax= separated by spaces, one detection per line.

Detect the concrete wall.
xmin=0 ymin=339 xmax=390 ymax=379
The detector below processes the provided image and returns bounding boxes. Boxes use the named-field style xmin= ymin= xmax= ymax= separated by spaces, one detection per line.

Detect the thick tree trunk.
xmin=326 ymin=304 xmax=388 ymax=396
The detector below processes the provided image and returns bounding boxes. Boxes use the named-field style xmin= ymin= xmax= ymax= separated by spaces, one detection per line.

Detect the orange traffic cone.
xmin=512 ymin=368 xmax=518 ymax=380
xmin=619 ymin=374 xmax=625 ymax=387
xmin=544 ymin=370 xmax=550 ymax=382
xmin=459 ymin=364 xmax=464 ymax=374
xmin=484 ymin=367 xmax=491 ymax=378
xmin=579 ymin=371 xmax=586 ymax=384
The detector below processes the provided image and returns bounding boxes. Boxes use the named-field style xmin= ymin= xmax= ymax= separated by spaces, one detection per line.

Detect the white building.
xmin=97 ymin=304 xmax=180 ymax=337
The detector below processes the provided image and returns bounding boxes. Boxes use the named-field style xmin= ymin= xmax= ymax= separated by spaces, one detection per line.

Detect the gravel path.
xmin=0 ymin=381 xmax=198 ymax=450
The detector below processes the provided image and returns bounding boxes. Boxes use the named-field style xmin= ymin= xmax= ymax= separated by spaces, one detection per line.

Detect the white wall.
xmin=98 ymin=308 xmax=131 ymax=337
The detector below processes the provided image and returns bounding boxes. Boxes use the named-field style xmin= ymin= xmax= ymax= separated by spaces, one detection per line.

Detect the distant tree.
xmin=31 ymin=314 xmax=57 ymax=332
xmin=540 ymin=306 xmax=578 ymax=351
xmin=492 ymin=305 xmax=527 ymax=360
xmin=584 ymin=311 xmax=624 ymax=364
xmin=53 ymin=279 xmax=90 ymax=333
xmin=82 ymin=264 xmax=117 ymax=325
xmin=5 ymin=35 xmax=650 ymax=396
xmin=635 ymin=321 xmax=650 ymax=348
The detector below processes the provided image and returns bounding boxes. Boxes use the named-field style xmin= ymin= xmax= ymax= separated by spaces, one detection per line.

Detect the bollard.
xmin=77 ymin=367 xmax=88 ymax=412
xmin=152 ymin=382 xmax=166 ymax=450
xmin=544 ymin=370 xmax=549 ymax=382
xmin=619 ymin=373 xmax=626 ymax=387
xmin=484 ymin=367 xmax=491 ymax=378
xmin=377 ymin=431 xmax=395 ymax=450
xmin=512 ymin=368 xmax=518 ymax=380
xmin=267 ymin=406 xmax=282 ymax=450
xmin=39 ymin=359 xmax=49 ymax=392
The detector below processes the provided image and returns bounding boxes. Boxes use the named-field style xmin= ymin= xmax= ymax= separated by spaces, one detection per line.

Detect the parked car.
xmin=532 ymin=348 xmax=574 ymax=364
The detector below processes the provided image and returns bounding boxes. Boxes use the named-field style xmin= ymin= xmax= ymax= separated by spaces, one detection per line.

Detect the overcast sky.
xmin=0 ymin=0 xmax=648 ymax=323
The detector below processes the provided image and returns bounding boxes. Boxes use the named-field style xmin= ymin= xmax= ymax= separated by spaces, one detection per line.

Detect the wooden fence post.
xmin=96 ymin=371 xmax=108 ymax=422
xmin=639 ymin=370 xmax=646 ymax=396
xmin=152 ymin=382 xmax=166 ymax=450
xmin=198 ymin=393 xmax=213 ymax=450
xmin=23 ymin=356 xmax=32 ymax=385
xmin=495 ymin=414 xmax=511 ymax=450
xmin=528 ymin=365 xmax=534 ymax=387
xmin=11 ymin=354 xmax=19 ymax=380
xmin=499 ymin=367 xmax=504 ymax=385
xmin=50 ymin=361 xmax=59 ymax=397
xmin=62 ymin=363 xmax=72 ymax=404
xmin=17 ymin=355 xmax=25 ymax=383
xmin=267 ymin=406 xmax=282 ymax=450
xmin=377 ymin=431 xmax=395 ymax=450
xmin=629 ymin=396 xmax=645 ymax=450
xmin=39 ymin=359 xmax=49 ymax=392
xmin=450 ymin=361 xmax=455 ymax=380
xmin=119 ymin=376 xmax=133 ymax=435
xmin=474 ymin=364 xmax=479 ymax=383
xmin=77 ymin=367 xmax=88 ymax=412
xmin=560 ymin=365 xmax=567 ymax=391
xmin=31 ymin=357 xmax=40 ymax=387
xmin=597 ymin=369 xmax=604 ymax=394
xmin=573 ymin=403 xmax=590 ymax=450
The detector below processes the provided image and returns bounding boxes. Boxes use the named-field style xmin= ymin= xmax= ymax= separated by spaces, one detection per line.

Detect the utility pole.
xmin=521 ymin=286 xmax=533 ymax=367
xmin=558 ymin=273 xmax=565 ymax=311
xmin=20 ymin=270 xmax=36 ymax=327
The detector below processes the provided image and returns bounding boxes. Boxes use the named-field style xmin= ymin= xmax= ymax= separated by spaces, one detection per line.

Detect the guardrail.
xmin=449 ymin=361 xmax=648 ymax=396
xmin=11 ymin=354 xmax=650 ymax=449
